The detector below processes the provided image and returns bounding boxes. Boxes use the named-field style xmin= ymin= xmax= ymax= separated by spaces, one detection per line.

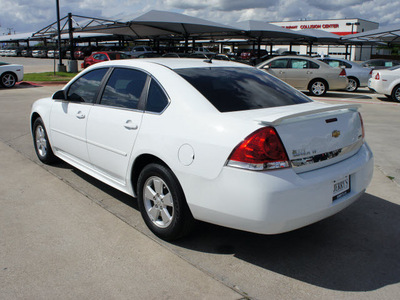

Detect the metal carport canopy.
xmin=0 ymin=32 xmax=35 ymax=42
xmin=342 ymin=24 xmax=400 ymax=45
xmin=75 ymin=10 xmax=240 ymax=38
xmin=232 ymin=20 xmax=311 ymax=41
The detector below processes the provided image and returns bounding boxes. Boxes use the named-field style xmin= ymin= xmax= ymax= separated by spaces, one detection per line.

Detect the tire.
xmin=137 ymin=163 xmax=194 ymax=241
xmin=391 ymin=85 xmax=400 ymax=102
xmin=309 ymin=79 xmax=327 ymax=96
xmin=32 ymin=117 xmax=58 ymax=164
xmin=1 ymin=72 xmax=17 ymax=88
xmin=346 ymin=77 xmax=359 ymax=92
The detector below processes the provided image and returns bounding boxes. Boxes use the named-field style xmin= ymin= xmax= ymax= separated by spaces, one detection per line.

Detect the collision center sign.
xmin=283 ymin=24 xmax=340 ymax=30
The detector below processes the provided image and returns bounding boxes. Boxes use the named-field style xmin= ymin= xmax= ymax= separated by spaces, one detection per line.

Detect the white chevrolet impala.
xmin=30 ymin=59 xmax=373 ymax=240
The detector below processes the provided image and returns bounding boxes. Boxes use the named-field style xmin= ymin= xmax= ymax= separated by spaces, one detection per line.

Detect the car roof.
xmin=93 ymin=58 xmax=254 ymax=70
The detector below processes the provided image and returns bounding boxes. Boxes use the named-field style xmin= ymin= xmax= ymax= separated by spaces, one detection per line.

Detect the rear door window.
xmin=100 ymin=68 xmax=147 ymax=110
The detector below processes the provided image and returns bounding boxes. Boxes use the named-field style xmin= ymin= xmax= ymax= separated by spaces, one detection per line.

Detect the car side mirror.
xmin=263 ymin=65 xmax=270 ymax=69
xmin=52 ymin=90 xmax=66 ymax=100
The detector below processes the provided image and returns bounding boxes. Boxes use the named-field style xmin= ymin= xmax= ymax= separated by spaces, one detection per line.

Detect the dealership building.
xmin=269 ymin=18 xmax=379 ymax=61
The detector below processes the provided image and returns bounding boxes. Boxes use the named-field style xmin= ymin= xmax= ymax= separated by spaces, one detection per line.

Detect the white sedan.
xmin=30 ymin=59 xmax=373 ymax=240
xmin=0 ymin=61 xmax=24 ymax=88
xmin=368 ymin=66 xmax=400 ymax=102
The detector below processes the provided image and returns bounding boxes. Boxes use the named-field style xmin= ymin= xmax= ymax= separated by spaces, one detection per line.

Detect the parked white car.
xmin=0 ymin=61 xmax=24 ymax=88
xmin=257 ymin=56 xmax=348 ymax=96
xmin=30 ymin=59 xmax=373 ymax=240
xmin=368 ymin=66 xmax=400 ymax=102
xmin=130 ymin=46 xmax=153 ymax=58
xmin=318 ymin=57 xmax=372 ymax=92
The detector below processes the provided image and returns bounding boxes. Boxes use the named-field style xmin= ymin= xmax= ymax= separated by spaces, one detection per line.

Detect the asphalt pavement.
xmin=1 ymin=58 xmax=400 ymax=299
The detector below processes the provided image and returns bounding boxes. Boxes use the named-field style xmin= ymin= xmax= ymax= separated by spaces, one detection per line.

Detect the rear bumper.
xmin=183 ymin=142 xmax=373 ymax=234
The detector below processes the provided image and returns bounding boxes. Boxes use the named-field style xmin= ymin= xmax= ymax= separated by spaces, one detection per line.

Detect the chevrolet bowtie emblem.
xmin=332 ymin=130 xmax=341 ymax=138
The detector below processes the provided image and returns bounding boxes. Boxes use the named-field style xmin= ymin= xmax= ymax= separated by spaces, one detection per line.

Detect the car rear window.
xmin=174 ymin=67 xmax=311 ymax=112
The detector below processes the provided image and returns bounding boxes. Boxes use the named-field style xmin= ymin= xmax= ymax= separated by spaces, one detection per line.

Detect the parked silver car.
xmin=318 ymin=57 xmax=372 ymax=92
xmin=257 ymin=56 xmax=348 ymax=96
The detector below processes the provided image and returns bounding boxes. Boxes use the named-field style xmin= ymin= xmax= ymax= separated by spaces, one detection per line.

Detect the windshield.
xmin=174 ymin=67 xmax=311 ymax=112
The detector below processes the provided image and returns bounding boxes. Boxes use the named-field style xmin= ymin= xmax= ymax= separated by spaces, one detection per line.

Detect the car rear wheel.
xmin=309 ymin=79 xmax=327 ymax=96
xmin=137 ymin=163 xmax=194 ymax=241
xmin=391 ymin=85 xmax=400 ymax=102
xmin=33 ymin=117 xmax=58 ymax=164
xmin=346 ymin=77 xmax=359 ymax=92
xmin=1 ymin=72 xmax=17 ymax=88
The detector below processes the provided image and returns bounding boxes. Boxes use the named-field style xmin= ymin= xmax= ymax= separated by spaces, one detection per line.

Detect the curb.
xmin=18 ymin=81 xmax=68 ymax=86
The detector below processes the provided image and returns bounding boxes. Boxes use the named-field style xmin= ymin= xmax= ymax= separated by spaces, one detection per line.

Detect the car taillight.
xmin=375 ymin=73 xmax=380 ymax=80
xmin=227 ymin=127 xmax=290 ymax=171
xmin=369 ymin=69 xmax=373 ymax=75
xmin=358 ymin=112 xmax=365 ymax=140
xmin=339 ymin=68 xmax=346 ymax=77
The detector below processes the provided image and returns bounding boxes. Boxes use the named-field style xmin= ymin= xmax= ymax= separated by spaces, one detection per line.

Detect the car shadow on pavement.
xmin=173 ymin=192 xmax=400 ymax=292
xmin=48 ymin=161 xmax=400 ymax=292
xmin=377 ymin=96 xmax=399 ymax=103
xmin=304 ymin=91 xmax=373 ymax=100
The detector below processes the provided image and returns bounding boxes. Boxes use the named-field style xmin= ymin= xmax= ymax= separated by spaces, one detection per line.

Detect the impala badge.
xmin=332 ymin=130 xmax=341 ymax=138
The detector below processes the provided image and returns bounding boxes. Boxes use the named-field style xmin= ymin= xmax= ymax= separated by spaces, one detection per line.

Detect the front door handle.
xmin=124 ymin=120 xmax=138 ymax=130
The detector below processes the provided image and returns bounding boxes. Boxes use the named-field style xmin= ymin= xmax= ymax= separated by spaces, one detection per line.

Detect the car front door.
xmin=49 ymin=68 xmax=108 ymax=165
xmin=86 ymin=68 xmax=148 ymax=184
xmin=261 ymin=58 xmax=289 ymax=82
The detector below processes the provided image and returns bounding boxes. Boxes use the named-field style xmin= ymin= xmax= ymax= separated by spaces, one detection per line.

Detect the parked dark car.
xmin=21 ymin=48 xmax=33 ymax=57
xmin=74 ymin=46 xmax=99 ymax=60
xmin=361 ymin=59 xmax=400 ymax=69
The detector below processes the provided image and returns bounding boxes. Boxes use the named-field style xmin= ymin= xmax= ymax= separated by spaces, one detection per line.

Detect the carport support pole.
xmin=257 ymin=38 xmax=261 ymax=58
xmin=184 ymin=35 xmax=189 ymax=53
xmin=67 ymin=13 xmax=78 ymax=73
xmin=55 ymin=0 xmax=66 ymax=72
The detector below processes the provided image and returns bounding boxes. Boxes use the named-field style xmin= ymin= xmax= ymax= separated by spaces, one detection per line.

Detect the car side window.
xmin=309 ymin=61 xmax=320 ymax=69
xmin=268 ymin=59 xmax=289 ymax=69
xmin=291 ymin=59 xmax=308 ymax=69
xmin=327 ymin=60 xmax=340 ymax=68
xmin=342 ymin=61 xmax=352 ymax=68
xmin=67 ymin=68 xmax=108 ymax=103
xmin=100 ymin=68 xmax=147 ymax=110
xmin=146 ymin=79 xmax=169 ymax=113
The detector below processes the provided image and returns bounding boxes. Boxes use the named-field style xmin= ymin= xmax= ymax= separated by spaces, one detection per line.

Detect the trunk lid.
xmin=254 ymin=102 xmax=364 ymax=173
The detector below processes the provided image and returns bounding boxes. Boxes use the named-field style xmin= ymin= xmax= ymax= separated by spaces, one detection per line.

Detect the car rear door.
xmin=86 ymin=67 xmax=148 ymax=184
xmin=49 ymin=68 xmax=109 ymax=165
xmin=284 ymin=58 xmax=316 ymax=89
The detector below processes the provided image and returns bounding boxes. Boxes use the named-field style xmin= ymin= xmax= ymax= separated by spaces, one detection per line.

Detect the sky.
xmin=1 ymin=0 xmax=400 ymax=35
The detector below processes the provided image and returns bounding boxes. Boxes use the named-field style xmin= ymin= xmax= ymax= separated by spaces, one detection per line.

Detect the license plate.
xmin=333 ymin=175 xmax=350 ymax=201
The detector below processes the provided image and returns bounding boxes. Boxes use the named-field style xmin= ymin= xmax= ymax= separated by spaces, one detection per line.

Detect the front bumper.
xmin=183 ymin=142 xmax=373 ymax=234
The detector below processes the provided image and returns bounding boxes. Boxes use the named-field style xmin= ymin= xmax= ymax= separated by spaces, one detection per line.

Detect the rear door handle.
xmin=124 ymin=120 xmax=138 ymax=130
xmin=76 ymin=111 xmax=85 ymax=119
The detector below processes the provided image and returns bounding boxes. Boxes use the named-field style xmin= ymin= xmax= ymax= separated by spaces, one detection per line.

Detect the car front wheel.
xmin=1 ymin=72 xmax=17 ymax=88
xmin=137 ymin=163 xmax=194 ymax=241
xmin=391 ymin=85 xmax=400 ymax=102
xmin=309 ymin=79 xmax=327 ymax=96
xmin=32 ymin=117 xmax=58 ymax=164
